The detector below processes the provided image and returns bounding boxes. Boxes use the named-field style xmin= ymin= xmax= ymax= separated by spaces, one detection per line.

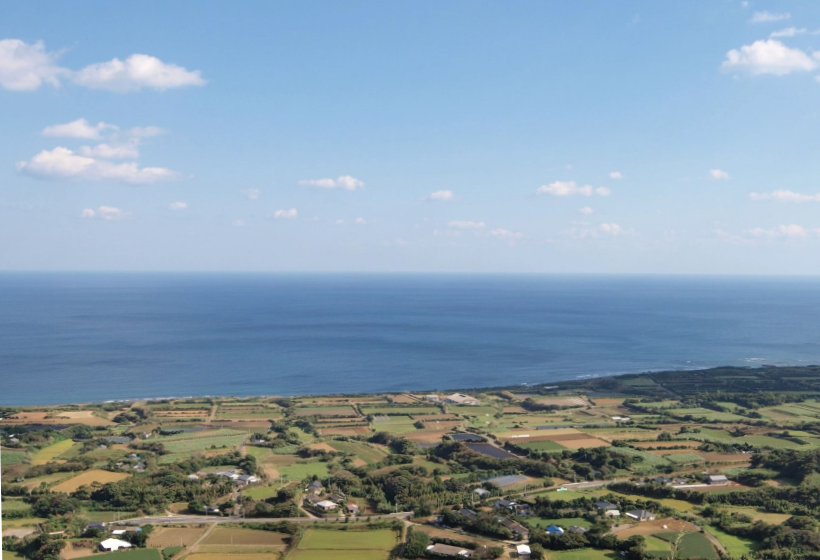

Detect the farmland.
xmin=147 ymin=527 xmax=207 ymax=547
xmin=289 ymin=528 xmax=397 ymax=559
xmin=51 ymin=469 xmax=131 ymax=492
xmin=202 ymin=527 xmax=288 ymax=545
xmin=31 ymin=439 xmax=75 ymax=465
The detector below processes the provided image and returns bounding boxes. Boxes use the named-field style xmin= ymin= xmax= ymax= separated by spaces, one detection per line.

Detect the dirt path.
xmin=173 ymin=522 xmax=216 ymax=560
xmin=207 ymin=404 xmax=217 ymax=424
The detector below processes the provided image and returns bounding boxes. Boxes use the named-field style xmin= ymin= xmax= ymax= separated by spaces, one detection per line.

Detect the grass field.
xmin=293 ymin=406 xmax=357 ymax=417
xmin=707 ymin=525 xmax=758 ymax=556
xmin=185 ymin=555 xmax=280 ymax=560
xmin=277 ymin=460 xmax=331 ymax=480
xmin=161 ymin=433 xmax=249 ymax=454
xmin=95 ymin=549 xmax=161 ymax=560
xmin=1 ymin=449 xmax=29 ymax=465
xmin=677 ymin=532 xmax=717 ymax=559
xmin=328 ymin=440 xmax=387 ymax=464
xmin=288 ymin=551 xmax=387 ymax=560
xmin=31 ymin=439 xmax=75 ymax=464
xmin=84 ymin=510 xmax=139 ymax=522
xmin=547 ymin=549 xmax=620 ymax=560
xmin=244 ymin=446 xmax=273 ymax=461
xmin=148 ymin=527 xmax=207 ymax=547
xmin=297 ymin=528 xmax=397 ymax=550
xmin=202 ymin=527 xmax=287 ymax=545
xmin=51 ymin=469 xmax=130 ymax=492
xmin=526 ymin=516 xmax=593 ymax=530
xmin=520 ymin=440 xmax=568 ymax=452
xmin=243 ymin=483 xmax=283 ymax=499
xmin=662 ymin=453 xmax=705 ymax=465
xmin=1 ymin=499 xmax=31 ymax=511
xmin=360 ymin=406 xmax=439 ymax=415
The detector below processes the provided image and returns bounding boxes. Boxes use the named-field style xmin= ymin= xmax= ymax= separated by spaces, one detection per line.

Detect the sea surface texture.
xmin=1 ymin=273 xmax=819 ymax=405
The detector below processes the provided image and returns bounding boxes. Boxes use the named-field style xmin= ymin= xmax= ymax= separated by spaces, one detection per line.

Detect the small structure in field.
xmin=708 ymin=474 xmax=729 ymax=485
xmin=99 ymin=539 xmax=132 ymax=552
xmin=427 ymin=543 xmax=473 ymax=557
xmin=626 ymin=509 xmax=655 ymax=522
xmin=315 ymin=500 xmax=337 ymax=511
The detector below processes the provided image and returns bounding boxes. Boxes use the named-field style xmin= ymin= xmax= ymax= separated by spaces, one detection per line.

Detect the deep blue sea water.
xmin=2 ymin=273 xmax=820 ymax=406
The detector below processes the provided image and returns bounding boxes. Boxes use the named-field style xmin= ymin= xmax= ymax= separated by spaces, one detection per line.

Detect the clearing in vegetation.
xmin=51 ymin=469 xmax=130 ymax=492
xmin=202 ymin=527 xmax=288 ymax=546
xmin=147 ymin=527 xmax=207 ymax=547
xmin=31 ymin=439 xmax=75 ymax=464
xmin=296 ymin=528 xmax=398 ymax=551
xmin=94 ymin=550 xmax=161 ymax=560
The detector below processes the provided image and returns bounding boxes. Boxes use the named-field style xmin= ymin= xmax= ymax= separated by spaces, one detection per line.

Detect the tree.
xmin=404 ymin=529 xmax=430 ymax=558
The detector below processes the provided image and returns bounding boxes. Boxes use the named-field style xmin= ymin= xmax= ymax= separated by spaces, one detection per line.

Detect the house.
xmin=708 ymin=475 xmax=729 ymax=485
xmin=494 ymin=499 xmax=516 ymax=511
xmin=651 ymin=476 xmax=671 ymax=486
xmin=86 ymin=522 xmax=106 ymax=532
xmin=595 ymin=501 xmax=618 ymax=511
xmin=673 ymin=477 xmax=688 ymax=485
xmin=514 ymin=503 xmax=531 ymax=516
xmin=516 ymin=544 xmax=531 ymax=559
xmin=304 ymin=494 xmax=322 ymax=505
xmin=460 ymin=508 xmax=478 ymax=519
xmin=99 ymin=539 xmax=132 ymax=552
xmin=188 ymin=474 xmax=199 ymax=480
xmin=496 ymin=517 xmax=529 ymax=538
xmin=473 ymin=488 xmax=490 ymax=498
xmin=626 ymin=510 xmax=655 ymax=522
xmin=205 ymin=506 xmax=220 ymax=514
xmin=111 ymin=529 xmax=127 ymax=536
xmin=315 ymin=500 xmax=337 ymax=511
xmin=133 ymin=462 xmax=146 ymax=472
xmin=346 ymin=504 xmax=359 ymax=515
xmin=426 ymin=543 xmax=473 ymax=557
xmin=307 ymin=480 xmax=323 ymax=494
xmin=604 ymin=509 xmax=621 ymax=517
xmin=216 ymin=470 xmax=240 ymax=480
xmin=327 ymin=493 xmax=346 ymax=503
xmin=444 ymin=393 xmax=480 ymax=406
xmin=569 ymin=526 xmax=588 ymax=534
xmin=237 ymin=474 xmax=259 ymax=485
xmin=546 ymin=524 xmax=565 ymax=535
xmin=424 ymin=394 xmax=442 ymax=402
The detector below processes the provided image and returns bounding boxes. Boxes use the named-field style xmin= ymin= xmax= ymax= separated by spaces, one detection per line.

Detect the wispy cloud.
xmin=769 ymin=27 xmax=807 ymax=38
xmin=709 ymin=169 xmax=730 ymax=180
xmin=579 ymin=206 xmax=594 ymax=215
xmin=750 ymin=189 xmax=820 ymax=202
xmin=745 ymin=224 xmax=814 ymax=238
xmin=0 ymin=39 xmax=205 ymax=92
xmin=749 ymin=11 xmax=791 ymax=24
xmin=241 ymin=188 xmax=261 ymax=200
xmin=42 ymin=119 xmax=118 ymax=140
xmin=169 ymin=201 xmax=188 ymax=210
xmin=608 ymin=171 xmax=624 ymax=179
xmin=425 ymin=190 xmax=455 ymax=201
xmin=447 ymin=220 xmax=485 ymax=229
xmin=722 ymin=40 xmax=815 ymax=75
xmin=490 ymin=228 xmax=524 ymax=241
xmin=272 ymin=208 xmax=298 ymax=219
xmin=299 ymin=175 xmax=364 ymax=191
xmin=536 ymin=181 xmax=611 ymax=197
xmin=80 ymin=206 xmax=126 ymax=221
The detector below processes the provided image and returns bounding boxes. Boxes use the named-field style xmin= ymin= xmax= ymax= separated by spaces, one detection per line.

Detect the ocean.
xmin=1 ymin=273 xmax=819 ymax=406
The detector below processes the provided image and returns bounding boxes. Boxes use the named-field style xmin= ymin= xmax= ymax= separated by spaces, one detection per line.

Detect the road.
xmin=113 ymin=511 xmax=414 ymax=525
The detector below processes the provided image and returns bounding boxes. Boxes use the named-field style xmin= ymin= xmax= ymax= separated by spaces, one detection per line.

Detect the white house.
xmin=237 ymin=474 xmax=259 ymax=484
xmin=517 ymin=544 xmax=532 ymax=559
xmin=99 ymin=539 xmax=132 ymax=552
xmin=316 ymin=500 xmax=337 ymax=511
xmin=473 ymin=487 xmax=490 ymax=498
xmin=444 ymin=393 xmax=480 ymax=406
xmin=708 ymin=475 xmax=729 ymax=485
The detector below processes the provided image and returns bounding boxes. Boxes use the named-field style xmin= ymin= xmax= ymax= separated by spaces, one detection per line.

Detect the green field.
xmin=520 ymin=440 xmax=567 ymax=452
xmin=293 ymin=406 xmax=357 ymax=417
xmin=162 ymin=433 xmax=248 ymax=453
xmin=95 ymin=549 xmax=162 ymax=560
xmin=608 ymin=447 xmax=672 ymax=472
xmin=31 ymin=439 xmax=75 ymax=463
xmin=677 ymin=532 xmax=717 ymax=560
xmin=244 ymin=484 xmax=283 ymax=500
xmin=741 ymin=435 xmax=814 ymax=450
xmin=449 ymin=405 xmax=497 ymax=416
xmin=277 ymin=460 xmax=331 ymax=480
xmin=1 ymin=499 xmax=32 ymax=511
xmin=297 ymin=528 xmax=397 ymax=550
xmin=245 ymin=445 xmax=273 ymax=461
xmin=1 ymin=449 xmax=28 ymax=465
xmin=328 ymin=440 xmax=387 ymax=464
xmin=526 ymin=516 xmax=593 ymax=530
xmin=360 ymin=406 xmax=440 ymax=415
xmin=156 ymin=428 xmax=245 ymax=441
xmin=662 ymin=453 xmax=705 ymax=465
xmin=707 ymin=525 xmax=758 ymax=556
xmin=549 ymin=549 xmax=620 ymax=560
xmin=289 ymin=551 xmax=387 ymax=560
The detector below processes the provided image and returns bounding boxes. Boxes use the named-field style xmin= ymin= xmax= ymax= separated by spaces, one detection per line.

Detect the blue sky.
xmin=3 ymin=1 xmax=820 ymax=273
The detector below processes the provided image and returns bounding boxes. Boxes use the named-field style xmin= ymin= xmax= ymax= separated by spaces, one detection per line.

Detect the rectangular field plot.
xmin=293 ymin=406 xmax=357 ymax=417
xmin=202 ymin=527 xmax=287 ymax=546
xmin=327 ymin=440 xmax=387 ymax=464
xmin=31 ymin=439 xmax=75 ymax=464
xmin=277 ymin=460 xmax=331 ymax=480
xmin=289 ymin=552 xmax=387 ymax=560
xmin=187 ymin=554 xmax=281 ymax=560
xmin=1 ymin=449 xmax=28 ymax=465
xmin=147 ymin=527 xmax=207 ymax=547
xmin=483 ymin=474 xmax=529 ymax=488
xmin=677 ymin=531 xmax=717 ymax=559
xmin=95 ymin=550 xmax=161 ymax=560
xmin=360 ymin=406 xmax=440 ymax=416
xmin=161 ymin=434 xmax=249 ymax=454
xmin=51 ymin=469 xmax=130 ymax=492
xmin=296 ymin=528 xmax=398 ymax=550
xmin=520 ymin=440 xmax=568 ymax=452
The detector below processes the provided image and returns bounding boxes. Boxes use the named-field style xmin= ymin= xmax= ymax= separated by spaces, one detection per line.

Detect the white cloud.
xmin=750 ymin=189 xmax=820 ymax=202
xmin=354 ymin=217 xmax=369 ymax=225
xmin=17 ymin=146 xmax=178 ymax=184
xmin=448 ymin=220 xmax=486 ymax=229
xmin=770 ymin=27 xmax=807 ymax=38
xmin=536 ymin=181 xmax=611 ymax=197
xmin=80 ymin=205 xmax=124 ymax=221
xmin=241 ymin=188 xmax=262 ymax=200
xmin=490 ymin=228 xmax=524 ymax=240
xmin=233 ymin=219 xmax=245 ymax=227
xmin=169 ymin=201 xmax=188 ymax=210
xmin=0 ymin=39 xmax=66 ymax=91
xmin=579 ymin=206 xmax=594 ymax=215
xmin=128 ymin=126 xmax=166 ymax=138
xmin=608 ymin=171 xmax=624 ymax=179
xmin=599 ymin=223 xmax=623 ymax=235
xmin=0 ymin=39 xmax=205 ymax=93
xmin=426 ymin=190 xmax=455 ymax=201
xmin=722 ymin=40 xmax=816 ymax=75
xmin=72 ymin=54 xmax=206 ymax=92
xmin=335 ymin=217 xmax=370 ymax=226
xmin=42 ymin=119 xmax=118 ymax=139
xmin=710 ymin=169 xmax=730 ymax=180
xmin=79 ymin=143 xmax=139 ymax=160
xmin=750 ymin=11 xmax=791 ymax=23
xmin=272 ymin=208 xmax=298 ymax=219
xmin=299 ymin=175 xmax=365 ymax=191
xmin=745 ymin=224 xmax=812 ymax=238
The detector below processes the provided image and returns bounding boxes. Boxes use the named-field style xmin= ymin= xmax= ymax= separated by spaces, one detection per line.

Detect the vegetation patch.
xmin=51 ymin=469 xmax=131 ymax=492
